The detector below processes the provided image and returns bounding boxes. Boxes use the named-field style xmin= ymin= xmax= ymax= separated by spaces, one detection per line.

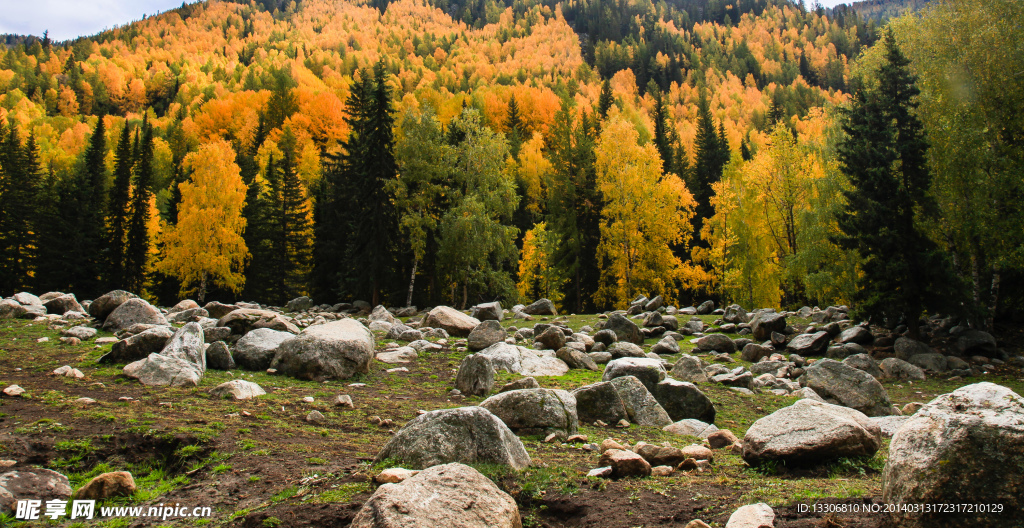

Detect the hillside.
xmin=845 ymin=0 xmax=932 ymax=23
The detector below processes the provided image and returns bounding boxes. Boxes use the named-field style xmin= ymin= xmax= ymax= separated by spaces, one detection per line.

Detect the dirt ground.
xmin=1 ymin=316 xmax=1022 ymax=528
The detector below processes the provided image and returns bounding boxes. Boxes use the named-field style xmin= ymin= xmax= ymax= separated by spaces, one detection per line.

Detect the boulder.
xmin=522 ymin=298 xmax=557 ymax=316
xmin=88 ymin=290 xmax=136 ymax=322
xmin=643 ymin=311 xmax=663 ymax=328
xmin=726 ymin=503 xmax=775 ymax=528
xmin=103 ymin=298 xmax=168 ymax=332
xmin=723 ymin=304 xmax=749 ymax=324
xmin=271 ymin=319 xmax=375 ymax=381
xmin=285 ymin=296 xmax=314 ymax=313
xmin=368 ymin=305 xmax=397 ymax=325
xmin=602 ymin=357 xmax=667 ymax=393
xmin=599 ymin=449 xmax=651 ymax=479
xmin=653 ymin=378 xmax=715 ymax=423
xmin=800 ymin=359 xmax=895 ymax=416
xmin=670 ymin=355 xmax=708 ymax=383
xmin=872 ymin=416 xmax=910 ymax=438
xmin=217 ymin=308 xmax=299 ymax=335
xmin=499 ymin=377 xmax=540 ymax=393
xmin=209 ymin=380 xmax=266 ymax=400
xmin=607 ymin=342 xmax=647 ymax=359
xmin=712 ymin=368 xmax=754 ymax=390
xmin=635 ymin=444 xmax=686 ymax=467
xmin=842 ymin=353 xmax=881 ymax=379
xmin=123 ymin=353 xmax=202 ymax=387
xmin=423 ymin=306 xmax=480 ymax=337
xmin=955 ymin=330 xmax=997 ymax=356
xmin=556 ymin=347 xmax=599 ymax=371
xmin=883 ymin=383 xmax=1024 ymax=528
xmin=0 ymin=299 xmax=28 ymax=319
xmin=475 ymin=343 xmax=570 ymax=377
xmin=879 ymin=358 xmax=926 ymax=381
xmin=233 ymin=328 xmax=294 ymax=371
xmin=786 ymin=331 xmax=830 ymax=356
xmin=535 ymin=326 xmax=566 ymax=350
xmin=374 ymin=407 xmax=531 ymax=470
xmin=351 ymin=463 xmax=521 ymax=528
xmin=203 ymin=301 xmax=238 ymax=319
xmin=603 ymin=313 xmax=643 ymax=345
xmin=0 ymin=468 xmax=72 ymax=515
xmin=708 ymin=429 xmax=740 ymax=449
xmin=741 ymin=343 xmax=771 ymax=363
xmin=826 ymin=343 xmax=869 ymax=360
xmin=696 ymin=334 xmax=736 ymax=354
xmin=471 ymin=301 xmax=504 ymax=321
xmin=72 ymin=471 xmax=136 ymax=500
xmin=205 ymin=341 xmax=235 ymax=370
xmin=696 ymin=300 xmax=715 ymax=315
xmin=103 ymin=326 xmax=175 ymax=363
xmin=62 ymin=326 xmax=96 ymax=341
xmin=644 ymin=295 xmax=664 ymax=312
xmin=480 ymin=388 xmax=578 ymax=436
xmin=160 ymin=322 xmax=206 ymax=375
xmin=663 ymin=419 xmax=719 ymax=438
xmin=11 ymin=292 xmax=42 ymax=306
xmin=572 ymin=376 xmax=672 ymax=427
xmin=743 ymin=399 xmax=882 ymax=465
xmin=592 ymin=329 xmax=618 ymax=346
xmin=908 ymin=353 xmax=948 ymax=373
xmin=751 ymin=312 xmax=786 ymax=341
xmin=894 ymin=337 xmax=933 ymax=361
xmin=837 ymin=326 xmax=873 ymax=345
xmin=454 ymin=354 xmax=495 ymax=397
xmin=43 ymin=294 xmax=84 ymax=315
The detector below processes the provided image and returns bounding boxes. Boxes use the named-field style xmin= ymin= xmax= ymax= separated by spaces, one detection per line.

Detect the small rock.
xmin=306 ymin=410 xmax=325 ymax=424
xmin=334 ymin=394 xmax=354 ymax=408
xmin=2 ymin=385 xmax=25 ymax=397
xmin=901 ymin=402 xmax=923 ymax=415
xmin=600 ymin=438 xmax=626 ymax=453
xmin=726 ymin=503 xmax=775 ymax=528
xmin=75 ymin=397 xmax=96 ymax=405
xmin=680 ymin=444 xmax=713 ymax=462
xmin=685 ymin=521 xmax=712 ymax=528
xmin=72 ymin=471 xmax=136 ymax=500
xmin=599 ymin=449 xmax=652 ymax=478
xmin=567 ymin=435 xmax=588 ymax=443
xmin=587 ymin=466 xmax=613 ymax=478
xmin=303 ymin=396 xmax=315 ymax=403
xmin=707 ymin=430 xmax=740 ymax=449
xmin=651 ymin=465 xmax=674 ymax=477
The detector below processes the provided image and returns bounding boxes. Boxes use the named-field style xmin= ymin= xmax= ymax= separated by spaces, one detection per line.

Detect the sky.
xmin=1 ymin=0 xmax=854 ymax=41
xmin=0 ymin=0 xmax=196 ymax=41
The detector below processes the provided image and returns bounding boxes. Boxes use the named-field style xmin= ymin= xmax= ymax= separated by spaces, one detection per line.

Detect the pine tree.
xmin=649 ymin=84 xmax=673 ymax=176
xmin=241 ymin=116 xmax=278 ymax=303
xmin=0 ymin=124 xmax=41 ymax=295
xmin=506 ymin=95 xmax=524 ymax=160
xmin=125 ymin=115 xmax=154 ymax=294
xmin=690 ymin=92 xmax=727 ymax=251
xmin=835 ymin=31 xmax=958 ymax=337
xmin=106 ymin=121 xmax=134 ymax=289
xmin=597 ymin=78 xmax=614 ymax=120
xmin=279 ymin=136 xmax=313 ymax=300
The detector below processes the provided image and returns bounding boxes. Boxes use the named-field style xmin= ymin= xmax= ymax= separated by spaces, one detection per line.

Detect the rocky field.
xmin=1 ymin=292 xmax=1023 ymax=528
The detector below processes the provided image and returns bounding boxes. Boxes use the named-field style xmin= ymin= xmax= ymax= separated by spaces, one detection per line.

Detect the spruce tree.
xmin=125 ymin=115 xmax=154 ymax=294
xmin=690 ymin=92 xmax=727 ymax=250
xmin=106 ymin=121 xmax=134 ymax=289
xmin=241 ymin=116 xmax=278 ymax=303
xmin=0 ymin=125 xmax=41 ymax=294
xmin=71 ymin=116 xmax=109 ymax=297
xmin=506 ymin=95 xmax=524 ymax=160
xmin=649 ymin=84 xmax=673 ymax=176
xmin=597 ymin=78 xmax=613 ymax=120
xmin=279 ymin=140 xmax=312 ymax=300
xmin=835 ymin=31 xmax=958 ymax=337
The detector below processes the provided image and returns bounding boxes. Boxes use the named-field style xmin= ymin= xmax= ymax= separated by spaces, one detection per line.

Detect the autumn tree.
xmin=593 ymin=117 xmax=698 ymax=308
xmin=156 ymin=140 xmax=248 ymax=303
xmin=835 ymin=31 xmax=957 ymax=337
xmin=516 ymin=222 xmax=567 ymax=306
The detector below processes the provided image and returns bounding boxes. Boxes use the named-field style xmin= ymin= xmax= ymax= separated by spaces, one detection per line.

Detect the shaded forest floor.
xmin=1 ymin=316 xmax=1022 ymax=528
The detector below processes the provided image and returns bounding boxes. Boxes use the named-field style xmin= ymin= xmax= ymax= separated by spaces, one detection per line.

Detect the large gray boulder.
xmin=454 ymin=354 xmax=494 ymax=397
xmin=11 ymin=292 xmax=42 ymax=307
xmin=607 ymin=342 xmax=647 ymax=359
xmin=883 ymin=383 xmax=1024 ymax=528
xmin=233 ymin=328 xmax=295 ymax=371
xmin=800 ymin=359 xmax=895 ymax=416
xmin=751 ymin=312 xmax=786 ymax=341
xmin=43 ymin=294 xmax=84 ymax=315
xmin=534 ymin=326 xmax=566 ymax=350
xmin=88 ymin=290 xmax=136 ymax=322
xmin=955 ymin=330 xmax=997 ymax=356
xmin=670 ymin=355 xmax=708 ymax=383
xmin=122 ymin=323 xmax=206 ymax=387
xmin=879 ymin=357 xmax=926 ymax=381
xmin=556 ymin=347 xmax=599 ymax=371
xmin=368 ymin=304 xmax=396 ymax=325
xmin=374 ymin=407 xmax=531 ymax=470
xmin=908 ymin=353 xmax=948 ymax=373
xmin=350 ymin=463 xmax=521 ymax=528
xmin=743 ymin=399 xmax=882 ymax=465
xmin=837 ymin=326 xmax=873 ymax=345
xmin=285 ymin=296 xmax=314 ymax=313
xmin=0 ymin=468 xmax=72 ymax=516
xmin=471 ymin=301 xmax=504 ymax=321
xmin=602 ymin=313 xmax=643 ymax=345
xmin=653 ymin=378 xmax=715 ymax=423
xmin=203 ymin=301 xmax=238 ymax=319
xmin=843 ymin=353 xmax=882 ymax=379
xmin=475 ymin=342 xmax=569 ymax=377
xmin=467 ymin=320 xmax=506 ymax=351
xmin=572 ymin=376 xmax=672 ymax=427
xmin=521 ymin=298 xmax=557 ymax=316
xmin=423 ymin=306 xmax=480 ymax=337
xmin=651 ymin=336 xmax=680 ymax=355
xmin=696 ymin=333 xmax=736 ymax=354
xmin=270 ymin=319 xmax=375 ymax=381
xmin=205 ymin=341 xmax=235 ymax=370
xmin=723 ymin=304 xmax=749 ymax=324
xmin=894 ymin=337 xmax=932 ymax=361
xmin=602 ymin=357 xmax=667 ymax=393
xmin=0 ymin=300 xmax=28 ymax=319
xmin=479 ymin=388 xmax=578 ymax=436
xmin=218 ymin=308 xmax=299 ymax=335
xmin=103 ymin=326 xmax=175 ymax=363
xmin=104 ymin=298 xmax=168 ymax=332
xmin=786 ymin=331 xmax=831 ymax=356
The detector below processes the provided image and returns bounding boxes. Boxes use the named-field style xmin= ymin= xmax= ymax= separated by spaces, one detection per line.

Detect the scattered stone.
xmin=471 ymin=301 xmax=503 ymax=322
xmin=535 ymin=326 xmax=567 ymax=350
xmin=218 ymin=308 xmax=299 ymax=335
xmin=697 ymin=333 xmax=736 ymax=354
xmin=556 ymin=347 xmax=599 ymax=371
xmin=871 ymin=416 xmax=910 ymax=438
xmin=742 ymin=399 xmax=881 ymax=465
xmin=708 ymin=430 xmax=740 ymax=449
xmin=209 ymin=380 xmax=266 ymax=400
xmin=786 ymin=331 xmax=830 ymax=356
xmin=587 ymin=466 xmax=613 ymax=478
xmin=103 ymin=326 xmax=175 ymax=364
xmin=599 ymin=449 xmax=651 ymax=479
xmin=467 ymin=320 xmax=506 ymax=351
xmin=843 ymin=353 xmax=882 ymax=379
xmin=908 ymin=353 xmax=948 ymax=373
xmin=901 ymin=402 xmax=923 ymax=415
xmin=62 ymin=326 xmax=97 ymax=341
xmin=883 ymin=383 xmax=1024 ymax=528
xmin=376 ymin=347 xmax=419 ymax=364
xmin=72 ymin=472 xmax=136 ymax=500
xmin=751 ymin=312 xmax=786 ymax=341
xmin=879 ymin=358 xmax=926 ymax=381
xmin=893 ymin=337 xmax=933 ymax=361
xmin=653 ymin=378 xmax=716 ymax=423
xmin=454 ymin=354 xmax=495 ymax=397
xmin=680 ymin=444 xmax=714 ymax=461
xmin=726 ymin=503 xmax=775 ymax=528
xmin=685 ymin=521 xmax=711 ymax=528
xmin=670 ymin=355 xmax=709 ymax=383
xmin=306 ymin=410 xmax=325 ymax=424
xmin=573 ymin=376 xmax=672 ymax=427
xmin=480 ymin=388 xmax=578 ymax=436
xmin=475 ymin=342 xmax=569 ymax=377
xmin=43 ymin=294 xmax=84 ymax=315
xmin=602 ymin=357 xmax=667 ymax=393
xmin=423 ymin=306 xmax=481 ymax=337
xmin=123 ymin=323 xmax=206 ymax=387
xmin=603 ymin=313 xmax=643 ymax=345
xmin=522 ymin=298 xmax=557 ymax=316
xmin=651 ymin=465 xmax=674 ymax=477
xmin=374 ymin=407 xmax=531 ymax=470
xmin=955 ymin=330 xmax=997 ymax=356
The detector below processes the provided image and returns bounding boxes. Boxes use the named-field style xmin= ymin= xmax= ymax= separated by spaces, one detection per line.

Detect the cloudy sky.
xmin=1 ymin=0 xmax=853 ymax=41
xmin=0 ymin=0 xmax=195 ymax=41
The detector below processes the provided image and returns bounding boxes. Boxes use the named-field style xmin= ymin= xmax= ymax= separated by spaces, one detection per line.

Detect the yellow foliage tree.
xmin=593 ymin=117 xmax=697 ymax=308
xmin=156 ymin=139 xmax=249 ymax=302
xmin=516 ymin=222 xmax=566 ymax=306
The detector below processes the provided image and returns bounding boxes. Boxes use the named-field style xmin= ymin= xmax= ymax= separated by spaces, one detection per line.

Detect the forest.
xmin=0 ymin=0 xmax=1020 ymax=331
